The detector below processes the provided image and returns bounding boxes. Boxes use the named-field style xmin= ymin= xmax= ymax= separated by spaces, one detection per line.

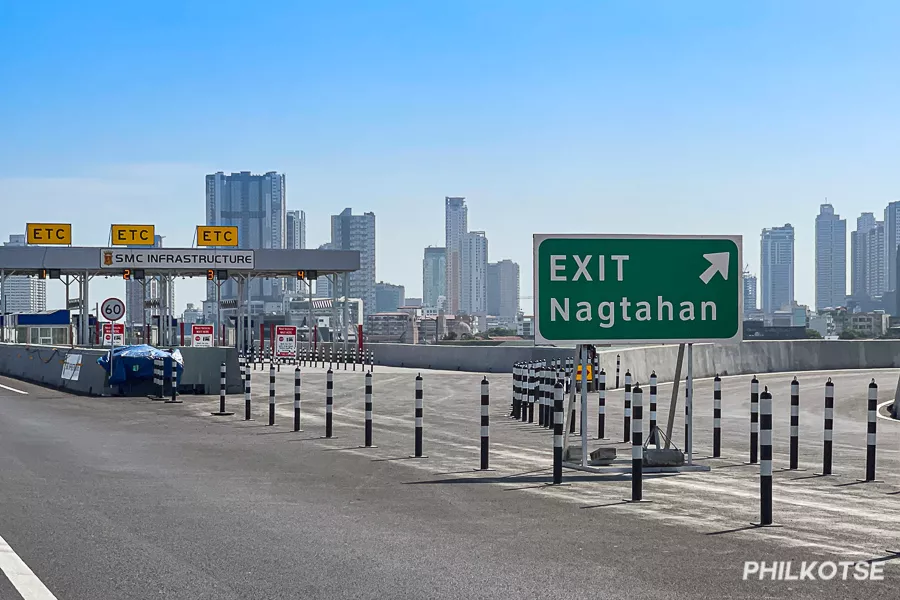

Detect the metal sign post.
xmin=579 ymin=345 xmax=589 ymax=467
xmin=100 ymin=297 xmax=125 ymax=384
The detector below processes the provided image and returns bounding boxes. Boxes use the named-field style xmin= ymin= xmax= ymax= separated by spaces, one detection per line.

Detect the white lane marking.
xmin=0 ymin=532 xmax=58 ymax=599
xmin=0 ymin=383 xmax=28 ymax=395
xmin=876 ymin=400 xmax=898 ymax=423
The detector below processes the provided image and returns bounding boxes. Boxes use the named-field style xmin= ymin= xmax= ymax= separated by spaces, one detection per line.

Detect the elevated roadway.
xmin=0 ymin=367 xmax=897 ymax=599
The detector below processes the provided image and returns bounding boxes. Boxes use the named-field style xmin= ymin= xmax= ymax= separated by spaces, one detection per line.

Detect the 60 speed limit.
xmin=100 ymin=297 xmax=125 ymax=321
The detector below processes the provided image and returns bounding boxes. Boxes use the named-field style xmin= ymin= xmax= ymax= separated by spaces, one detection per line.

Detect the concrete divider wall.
xmin=0 ymin=343 xmax=243 ymax=396
xmin=0 ymin=343 xmax=109 ymax=395
xmin=369 ymin=340 xmax=900 ymax=383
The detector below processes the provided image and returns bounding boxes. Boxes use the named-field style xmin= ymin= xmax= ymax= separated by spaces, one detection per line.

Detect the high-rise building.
xmin=742 ymin=272 xmax=757 ymax=317
xmin=375 ymin=282 xmax=405 ymax=313
xmin=331 ymin=208 xmax=376 ymax=317
xmin=125 ymin=235 xmax=169 ymax=326
xmin=285 ymin=210 xmax=307 ymax=295
xmin=444 ymin=197 xmax=467 ymax=314
xmin=460 ymin=231 xmax=488 ymax=315
xmin=486 ymin=259 xmax=520 ymax=319
xmin=422 ymin=246 xmax=446 ymax=309
xmin=760 ymin=224 xmax=795 ymax=315
xmin=884 ymin=201 xmax=900 ymax=292
xmin=851 ymin=212 xmax=877 ymax=297
xmin=286 ymin=210 xmax=306 ymax=251
xmin=205 ymin=171 xmax=286 ymax=303
xmin=865 ymin=221 xmax=886 ymax=298
xmin=1 ymin=234 xmax=46 ymax=313
xmin=814 ymin=204 xmax=847 ymax=311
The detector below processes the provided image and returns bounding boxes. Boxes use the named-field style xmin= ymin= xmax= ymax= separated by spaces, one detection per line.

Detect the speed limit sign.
xmin=101 ymin=297 xmax=126 ymax=322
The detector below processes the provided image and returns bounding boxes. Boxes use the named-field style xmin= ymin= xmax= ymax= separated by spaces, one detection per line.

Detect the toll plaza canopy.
xmin=0 ymin=246 xmax=360 ymax=277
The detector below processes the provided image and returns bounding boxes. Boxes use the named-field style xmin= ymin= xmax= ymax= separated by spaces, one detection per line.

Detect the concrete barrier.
xmin=0 ymin=343 xmax=243 ymax=396
xmin=368 ymin=340 xmax=900 ymax=382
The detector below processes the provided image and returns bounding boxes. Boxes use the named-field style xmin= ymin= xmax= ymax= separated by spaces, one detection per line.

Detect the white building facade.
xmin=444 ymin=197 xmax=467 ymax=315
xmin=460 ymin=231 xmax=488 ymax=316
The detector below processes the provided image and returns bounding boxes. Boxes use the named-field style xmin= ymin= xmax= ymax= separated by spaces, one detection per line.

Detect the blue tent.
xmin=97 ymin=345 xmax=184 ymax=385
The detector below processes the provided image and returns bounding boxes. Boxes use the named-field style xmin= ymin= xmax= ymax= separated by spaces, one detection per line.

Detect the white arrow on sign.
xmin=699 ymin=252 xmax=730 ymax=284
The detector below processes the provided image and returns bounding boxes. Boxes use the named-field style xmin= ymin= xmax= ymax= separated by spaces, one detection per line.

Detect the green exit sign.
xmin=533 ymin=234 xmax=743 ymax=344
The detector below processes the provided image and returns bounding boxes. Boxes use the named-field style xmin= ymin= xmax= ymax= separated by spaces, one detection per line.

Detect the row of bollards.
xmin=200 ymin=357 xmax=888 ymax=519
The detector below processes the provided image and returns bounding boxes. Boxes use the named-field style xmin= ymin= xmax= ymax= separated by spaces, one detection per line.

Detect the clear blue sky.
xmin=2 ymin=0 xmax=899 ymax=314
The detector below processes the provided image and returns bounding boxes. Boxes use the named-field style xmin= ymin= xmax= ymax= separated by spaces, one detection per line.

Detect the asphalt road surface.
xmin=0 ymin=365 xmax=898 ymax=599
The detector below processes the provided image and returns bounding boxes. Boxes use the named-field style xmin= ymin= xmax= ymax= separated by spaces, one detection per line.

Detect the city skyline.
xmin=6 ymin=190 xmax=900 ymax=319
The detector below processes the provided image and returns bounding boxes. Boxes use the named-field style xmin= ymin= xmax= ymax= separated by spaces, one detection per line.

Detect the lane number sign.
xmin=101 ymin=297 xmax=126 ymax=322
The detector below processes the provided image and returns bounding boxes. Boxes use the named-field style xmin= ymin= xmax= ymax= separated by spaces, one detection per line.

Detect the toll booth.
xmin=0 ymin=310 xmax=73 ymax=345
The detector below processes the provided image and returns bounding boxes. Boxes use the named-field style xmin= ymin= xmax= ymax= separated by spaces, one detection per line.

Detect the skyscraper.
xmin=760 ymin=224 xmax=795 ymax=315
xmin=814 ymin=204 xmax=847 ymax=311
xmin=742 ymin=272 xmax=757 ymax=317
xmin=285 ymin=210 xmax=307 ymax=295
xmin=865 ymin=221 xmax=886 ymax=298
xmin=205 ymin=171 xmax=286 ymax=303
xmin=460 ymin=231 xmax=488 ymax=315
xmin=331 ymin=208 xmax=376 ymax=318
xmin=422 ymin=246 xmax=446 ymax=309
xmin=851 ymin=212 xmax=876 ymax=297
xmin=1 ymin=235 xmax=46 ymax=313
xmin=444 ymin=197 xmax=467 ymax=314
xmin=884 ymin=200 xmax=900 ymax=292
xmin=486 ymin=259 xmax=520 ymax=319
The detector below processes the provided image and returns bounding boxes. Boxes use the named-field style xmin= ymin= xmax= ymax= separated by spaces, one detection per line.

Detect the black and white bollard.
xmin=527 ymin=363 xmax=536 ymax=424
xmin=293 ymin=367 xmax=302 ymax=432
xmin=244 ymin=370 xmax=252 ymax=420
xmin=152 ymin=358 xmax=165 ymax=400
xmin=822 ymin=378 xmax=833 ymax=475
xmin=511 ymin=363 xmax=520 ymax=419
xmin=268 ymin=364 xmax=276 ymax=426
xmin=210 ymin=361 xmax=231 ymax=413
xmin=631 ymin=382 xmax=643 ymax=501
xmin=750 ymin=376 xmax=759 ymax=464
xmin=789 ymin=376 xmax=799 ymax=470
xmin=597 ymin=368 xmax=606 ymax=439
xmin=592 ymin=352 xmax=600 ymax=393
xmin=865 ymin=379 xmax=877 ymax=482
xmin=758 ymin=386 xmax=773 ymax=526
xmin=166 ymin=358 xmax=182 ymax=404
xmin=480 ymin=377 xmax=490 ymax=470
xmin=325 ymin=368 xmax=334 ymax=438
xmin=538 ymin=363 xmax=546 ymax=427
xmin=713 ymin=374 xmax=722 ymax=457
xmin=623 ymin=370 xmax=632 ymax=442
xmin=552 ymin=381 xmax=563 ymax=484
xmin=414 ymin=374 xmax=424 ymax=458
xmin=615 ymin=354 xmax=621 ymax=389
xmin=520 ymin=362 xmax=529 ymax=423
xmin=364 ymin=371 xmax=373 ymax=447
xmin=648 ymin=371 xmax=658 ymax=447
